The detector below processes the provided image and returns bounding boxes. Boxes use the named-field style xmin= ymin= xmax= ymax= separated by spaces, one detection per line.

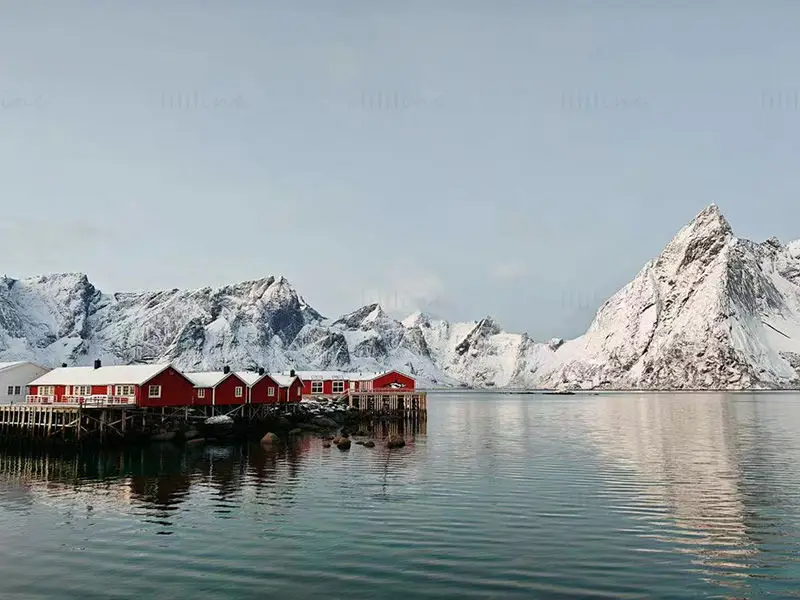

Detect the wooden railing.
xmin=27 ymin=395 xmax=136 ymax=407
xmin=25 ymin=395 xmax=55 ymax=404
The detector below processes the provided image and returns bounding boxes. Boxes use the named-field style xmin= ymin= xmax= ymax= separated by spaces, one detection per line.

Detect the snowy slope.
xmin=401 ymin=312 xmax=555 ymax=387
xmin=0 ymin=204 xmax=798 ymax=389
xmin=537 ymin=205 xmax=800 ymax=389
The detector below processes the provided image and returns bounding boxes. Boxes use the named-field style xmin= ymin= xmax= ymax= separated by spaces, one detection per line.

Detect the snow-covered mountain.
xmin=537 ymin=205 xmax=800 ymax=389
xmin=1 ymin=204 xmax=799 ymax=389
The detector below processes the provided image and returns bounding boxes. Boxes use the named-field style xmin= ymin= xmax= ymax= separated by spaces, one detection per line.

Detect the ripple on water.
xmin=3 ymin=394 xmax=800 ymax=597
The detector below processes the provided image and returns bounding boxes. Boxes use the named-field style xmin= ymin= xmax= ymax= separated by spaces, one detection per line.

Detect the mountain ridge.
xmin=1 ymin=205 xmax=799 ymax=389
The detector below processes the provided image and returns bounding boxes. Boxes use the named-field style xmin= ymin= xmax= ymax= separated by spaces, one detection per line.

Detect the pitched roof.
xmin=269 ymin=373 xmax=300 ymax=387
xmin=236 ymin=371 xmax=262 ymax=386
xmin=183 ymin=371 xmax=241 ymax=388
xmin=29 ymin=364 xmax=172 ymax=386
xmin=0 ymin=361 xmax=44 ymax=373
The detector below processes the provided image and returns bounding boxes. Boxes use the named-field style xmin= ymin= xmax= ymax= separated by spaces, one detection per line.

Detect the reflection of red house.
xmin=184 ymin=368 xmax=248 ymax=406
xmin=27 ymin=361 xmax=194 ymax=407
xmin=292 ymin=369 xmax=415 ymax=397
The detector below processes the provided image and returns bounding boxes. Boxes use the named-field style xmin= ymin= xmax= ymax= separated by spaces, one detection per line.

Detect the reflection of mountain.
xmin=578 ymin=394 xmax=772 ymax=590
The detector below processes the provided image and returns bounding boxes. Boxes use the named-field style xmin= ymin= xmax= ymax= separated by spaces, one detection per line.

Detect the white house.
xmin=0 ymin=361 xmax=51 ymax=404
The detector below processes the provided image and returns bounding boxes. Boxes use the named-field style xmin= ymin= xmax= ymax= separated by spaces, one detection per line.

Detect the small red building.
xmin=184 ymin=368 xmax=249 ymax=406
xmin=237 ymin=370 xmax=281 ymax=405
xmin=371 ymin=370 xmax=416 ymax=391
xmin=27 ymin=360 xmax=194 ymax=407
xmin=293 ymin=369 xmax=415 ymax=397
xmin=270 ymin=374 xmax=303 ymax=403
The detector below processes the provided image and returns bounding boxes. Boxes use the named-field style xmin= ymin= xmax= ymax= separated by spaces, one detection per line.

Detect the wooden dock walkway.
xmin=341 ymin=389 xmax=427 ymax=415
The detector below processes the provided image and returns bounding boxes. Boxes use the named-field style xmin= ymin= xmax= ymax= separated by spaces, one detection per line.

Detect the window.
xmin=311 ymin=381 xmax=323 ymax=394
xmin=6 ymin=386 xmax=12 ymax=395
xmin=148 ymin=385 xmax=161 ymax=398
xmin=74 ymin=385 xmax=91 ymax=396
xmin=197 ymin=389 xmax=205 ymax=398
xmin=114 ymin=385 xmax=135 ymax=396
xmin=331 ymin=381 xmax=345 ymax=394
xmin=38 ymin=385 xmax=54 ymax=396
xmin=268 ymin=386 xmax=275 ymax=396
xmin=235 ymin=386 xmax=243 ymax=398
xmin=13 ymin=386 xmax=20 ymax=395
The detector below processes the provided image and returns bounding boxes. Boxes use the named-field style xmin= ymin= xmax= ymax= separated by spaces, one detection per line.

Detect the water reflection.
xmin=0 ymin=417 xmax=428 ymax=522
xmin=579 ymin=393 xmax=800 ymax=594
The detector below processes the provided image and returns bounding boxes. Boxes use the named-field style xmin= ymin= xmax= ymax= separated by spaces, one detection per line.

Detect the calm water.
xmin=2 ymin=393 xmax=800 ymax=599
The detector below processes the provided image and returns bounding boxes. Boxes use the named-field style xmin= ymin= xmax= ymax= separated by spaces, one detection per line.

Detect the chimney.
xmin=290 ymin=369 xmax=295 ymax=377
xmin=223 ymin=365 xmax=230 ymax=374
xmin=258 ymin=367 xmax=265 ymax=376
xmin=93 ymin=359 xmax=101 ymax=369
xmin=61 ymin=363 xmax=67 ymax=368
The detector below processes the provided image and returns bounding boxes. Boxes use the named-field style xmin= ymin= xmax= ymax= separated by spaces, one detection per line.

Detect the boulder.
xmin=261 ymin=432 xmax=280 ymax=445
xmin=288 ymin=428 xmax=303 ymax=436
xmin=355 ymin=441 xmax=365 ymax=446
xmin=336 ymin=438 xmax=351 ymax=450
xmin=311 ymin=416 xmax=338 ymax=429
xmin=363 ymin=441 xmax=375 ymax=448
xmin=322 ymin=442 xmax=331 ymax=448
xmin=386 ymin=435 xmax=405 ymax=449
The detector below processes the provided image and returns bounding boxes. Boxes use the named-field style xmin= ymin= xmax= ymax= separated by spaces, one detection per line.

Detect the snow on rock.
xmin=0 ymin=204 xmax=797 ymax=390
xmin=537 ymin=204 xmax=800 ymax=389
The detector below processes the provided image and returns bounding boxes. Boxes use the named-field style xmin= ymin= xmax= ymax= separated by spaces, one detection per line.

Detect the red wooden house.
xmin=371 ymin=369 xmax=416 ymax=391
xmin=26 ymin=360 xmax=194 ymax=407
xmin=293 ymin=369 xmax=415 ymax=397
xmin=184 ymin=367 xmax=249 ymax=406
xmin=237 ymin=370 xmax=281 ymax=405
xmin=269 ymin=373 xmax=303 ymax=403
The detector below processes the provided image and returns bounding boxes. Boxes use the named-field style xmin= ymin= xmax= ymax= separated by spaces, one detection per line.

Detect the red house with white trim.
xmin=269 ymin=373 xmax=303 ymax=403
xmin=293 ymin=369 xmax=415 ymax=397
xmin=237 ymin=370 xmax=281 ymax=404
xmin=26 ymin=360 xmax=194 ymax=407
xmin=184 ymin=368 xmax=248 ymax=406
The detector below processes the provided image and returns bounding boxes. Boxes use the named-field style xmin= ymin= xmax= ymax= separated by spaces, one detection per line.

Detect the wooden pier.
xmin=342 ymin=388 xmax=427 ymax=415
xmin=0 ymin=394 xmax=427 ymax=445
xmin=0 ymin=403 xmax=285 ymax=444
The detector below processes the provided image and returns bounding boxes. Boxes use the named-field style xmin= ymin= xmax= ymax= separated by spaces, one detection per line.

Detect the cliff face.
xmin=537 ymin=205 xmax=800 ymax=389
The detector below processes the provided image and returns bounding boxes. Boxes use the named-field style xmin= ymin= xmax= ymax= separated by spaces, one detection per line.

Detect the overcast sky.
xmin=3 ymin=1 xmax=800 ymax=340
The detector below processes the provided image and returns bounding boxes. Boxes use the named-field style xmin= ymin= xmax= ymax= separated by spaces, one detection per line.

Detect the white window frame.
xmin=197 ymin=389 xmax=206 ymax=398
xmin=235 ymin=386 xmax=243 ymax=398
xmin=311 ymin=381 xmax=323 ymax=394
xmin=6 ymin=386 xmax=12 ymax=395
xmin=38 ymin=385 xmax=54 ymax=396
xmin=267 ymin=386 xmax=275 ymax=397
xmin=331 ymin=381 xmax=345 ymax=394
xmin=114 ymin=384 xmax=135 ymax=396
xmin=13 ymin=386 xmax=21 ymax=395
xmin=74 ymin=385 xmax=91 ymax=396
xmin=148 ymin=385 xmax=161 ymax=399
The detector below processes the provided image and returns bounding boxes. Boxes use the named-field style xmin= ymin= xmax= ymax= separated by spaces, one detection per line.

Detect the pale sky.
xmin=2 ymin=1 xmax=800 ymax=340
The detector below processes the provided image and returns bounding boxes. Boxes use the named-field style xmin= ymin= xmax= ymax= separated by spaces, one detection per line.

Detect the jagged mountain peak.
xmin=333 ymin=303 xmax=392 ymax=329
xmin=402 ymin=310 xmax=433 ymax=328
xmin=656 ymin=204 xmax=734 ymax=276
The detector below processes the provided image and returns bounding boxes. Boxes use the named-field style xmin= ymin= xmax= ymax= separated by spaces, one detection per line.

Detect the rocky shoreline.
xmin=193 ymin=398 xmax=417 ymax=450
